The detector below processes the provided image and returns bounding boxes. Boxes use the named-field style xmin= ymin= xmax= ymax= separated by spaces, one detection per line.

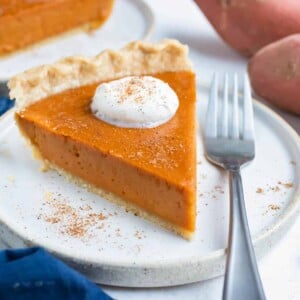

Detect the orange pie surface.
xmin=0 ymin=0 xmax=114 ymax=56
xmin=9 ymin=40 xmax=197 ymax=238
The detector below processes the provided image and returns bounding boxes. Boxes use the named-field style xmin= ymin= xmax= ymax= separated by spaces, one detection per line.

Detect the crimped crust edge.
xmin=8 ymin=39 xmax=192 ymax=112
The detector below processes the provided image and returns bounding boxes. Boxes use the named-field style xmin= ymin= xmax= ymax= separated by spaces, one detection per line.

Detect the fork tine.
xmin=205 ymin=73 xmax=218 ymax=137
xmin=221 ymin=73 xmax=229 ymax=137
xmin=242 ymin=74 xmax=255 ymax=140
xmin=231 ymin=73 xmax=239 ymax=139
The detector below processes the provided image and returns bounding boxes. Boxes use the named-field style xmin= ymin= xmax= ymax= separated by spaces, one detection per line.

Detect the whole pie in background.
xmin=0 ymin=0 xmax=115 ymax=56
xmin=8 ymin=40 xmax=197 ymax=239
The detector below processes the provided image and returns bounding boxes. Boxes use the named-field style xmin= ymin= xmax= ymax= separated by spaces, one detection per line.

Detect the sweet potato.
xmin=248 ymin=34 xmax=300 ymax=115
xmin=195 ymin=0 xmax=300 ymax=56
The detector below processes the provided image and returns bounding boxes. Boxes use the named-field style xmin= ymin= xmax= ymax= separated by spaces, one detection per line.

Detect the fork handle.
xmin=223 ymin=168 xmax=266 ymax=300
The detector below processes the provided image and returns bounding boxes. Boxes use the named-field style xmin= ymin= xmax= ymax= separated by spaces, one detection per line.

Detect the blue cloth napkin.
xmin=0 ymin=98 xmax=112 ymax=299
xmin=0 ymin=96 xmax=14 ymax=115
xmin=0 ymin=247 xmax=112 ymax=300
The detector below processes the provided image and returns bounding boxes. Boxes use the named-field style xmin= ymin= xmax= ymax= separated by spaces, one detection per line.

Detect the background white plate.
xmin=0 ymin=84 xmax=299 ymax=287
xmin=0 ymin=0 xmax=154 ymax=81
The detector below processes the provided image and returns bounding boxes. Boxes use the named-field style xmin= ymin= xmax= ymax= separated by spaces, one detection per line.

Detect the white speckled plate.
xmin=0 ymin=0 xmax=155 ymax=80
xmin=0 ymin=83 xmax=299 ymax=287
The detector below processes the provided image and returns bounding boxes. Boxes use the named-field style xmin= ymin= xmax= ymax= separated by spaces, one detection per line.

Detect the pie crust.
xmin=9 ymin=40 xmax=192 ymax=111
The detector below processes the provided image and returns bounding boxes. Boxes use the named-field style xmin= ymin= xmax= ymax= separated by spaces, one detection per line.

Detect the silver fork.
xmin=204 ymin=73 xmax=266 ymax=300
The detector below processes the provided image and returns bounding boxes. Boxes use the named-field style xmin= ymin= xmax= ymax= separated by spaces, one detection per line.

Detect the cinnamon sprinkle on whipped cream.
xmin=91 ymin=76 xmax=179 ymax=128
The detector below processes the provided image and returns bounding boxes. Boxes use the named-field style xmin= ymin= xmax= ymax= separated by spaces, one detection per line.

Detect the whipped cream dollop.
xmin=91 ymin=76 xmax=179 ymax=128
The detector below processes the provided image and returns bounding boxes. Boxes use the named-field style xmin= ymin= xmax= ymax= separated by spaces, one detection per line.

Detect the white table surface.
xmin=1 ymin=0 xmax=299 ymax=299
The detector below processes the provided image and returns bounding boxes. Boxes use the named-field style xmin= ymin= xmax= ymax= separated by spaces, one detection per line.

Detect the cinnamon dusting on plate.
xmin=268 ymin=204 xmax=280 ymax=211
xmin=134 ymin=230 xmax=146 ymax=240
xmin=278 ymin=181 xmax=294 ymax=189
xmin=256 ymin=187 xmax=264 ymax=194
xmin=214 ymin=185 xmax=224 ymax=194
xmin=263 ymin=203 xmax=281 ymax=216
xmin=256 ymin=180 xmax=294 ymax=196
xmin=39 ymin=192 xmax=109 ymax=238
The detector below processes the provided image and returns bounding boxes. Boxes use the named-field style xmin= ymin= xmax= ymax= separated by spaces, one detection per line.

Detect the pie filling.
xmin=15 ymin=71 xmax=197 ymax=237
xmin=0 ymin=0 xmax=114 ymax=56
